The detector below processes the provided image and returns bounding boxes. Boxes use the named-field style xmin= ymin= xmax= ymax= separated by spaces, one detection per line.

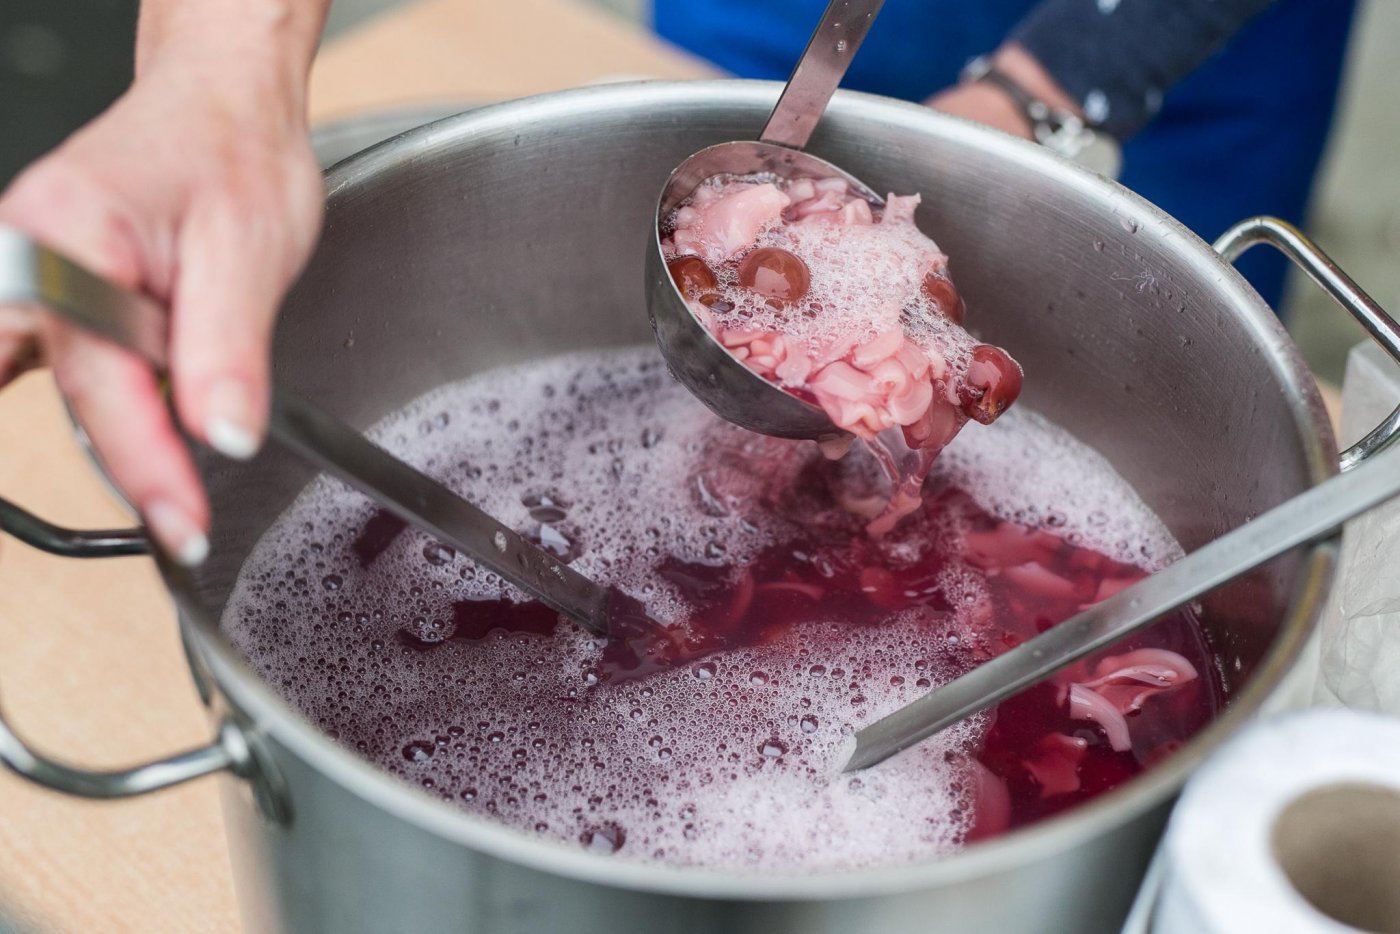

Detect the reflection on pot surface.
xmin=222 ymin=345 xmax=1223 ymax=870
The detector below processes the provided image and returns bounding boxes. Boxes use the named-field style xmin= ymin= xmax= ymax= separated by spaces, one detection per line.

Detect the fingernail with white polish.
xmin=145 ymin=499 xmax=210 ymax=567
xmin=205 ymin=379 xmax=262 ymax=460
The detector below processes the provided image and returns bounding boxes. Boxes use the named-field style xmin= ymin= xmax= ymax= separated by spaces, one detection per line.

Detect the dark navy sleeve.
xmin=1011 ymin=0 xmax=1276 ymax=139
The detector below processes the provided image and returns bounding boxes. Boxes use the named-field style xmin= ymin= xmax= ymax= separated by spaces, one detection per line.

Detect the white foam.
xmin=222 ymin=346 xmax=1178 ymax=870
xmin=669 ymin=175 xmax=976 ymax=384
xmin=937 ymin=408 xmax=1182 ymax=570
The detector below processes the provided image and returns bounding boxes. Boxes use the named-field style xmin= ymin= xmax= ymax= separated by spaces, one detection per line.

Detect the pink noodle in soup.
xmin=223 ymin=351 xmax=1220 ymax=867
xmin=662 ymin=173 xmax=1023 ymax=535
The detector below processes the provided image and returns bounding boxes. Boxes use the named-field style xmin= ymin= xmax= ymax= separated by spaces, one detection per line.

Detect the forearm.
xmin=925 ymin=43 xmax=1084 ymax=141
xmin=1010 ymin=0 xmax=1276 ymax=139
xmin=134 ymin=0 xmax=331 ymax=114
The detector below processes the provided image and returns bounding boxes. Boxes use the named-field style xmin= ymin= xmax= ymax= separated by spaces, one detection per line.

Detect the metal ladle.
xmin=647 ymin=0 xmax=884 ymax=445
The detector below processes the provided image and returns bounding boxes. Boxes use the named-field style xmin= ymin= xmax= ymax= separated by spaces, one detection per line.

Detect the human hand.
xmin=927 ymin=81 xmax=1036 ymax=139
xmin=0 ymin=48 xmax=323 ymax=565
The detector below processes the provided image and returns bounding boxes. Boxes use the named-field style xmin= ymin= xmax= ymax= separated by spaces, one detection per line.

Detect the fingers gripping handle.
xmin=0 ymin=226 xmax=153 ymax=555
xmin=0 ymin=224 xmax=171 ymax=367
xmin=0 ymin=225 xmax=251 ymax=798
xmin=1214 ymin=216 xmax=1400 ymax=471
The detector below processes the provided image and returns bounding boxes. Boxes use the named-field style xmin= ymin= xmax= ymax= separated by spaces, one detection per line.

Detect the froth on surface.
xmin=938 ymin=409 xmax=1182 ymax=571
xmin=222 ymin=346 xmax=1180 ymax=870
xmin=688 ymin=190 xmax=970 ymax=372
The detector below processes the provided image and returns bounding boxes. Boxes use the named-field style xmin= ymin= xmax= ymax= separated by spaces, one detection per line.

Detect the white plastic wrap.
xmin=1317 ymin=340 xmax=1400 ymax=712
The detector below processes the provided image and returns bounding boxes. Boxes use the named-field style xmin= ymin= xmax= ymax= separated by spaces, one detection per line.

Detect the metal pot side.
xmin=173 ymin=81 xmax=1338 ymax=934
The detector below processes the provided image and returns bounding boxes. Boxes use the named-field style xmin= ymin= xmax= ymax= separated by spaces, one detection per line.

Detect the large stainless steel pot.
xmin=4 ymin=81 xmax=1400 ymax=934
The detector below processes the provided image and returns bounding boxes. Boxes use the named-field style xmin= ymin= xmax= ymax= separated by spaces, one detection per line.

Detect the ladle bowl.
xmin=648 ymin=141 xmax=880 ymax=443
xmin=647 ymin=0 xmax=884 ymax=444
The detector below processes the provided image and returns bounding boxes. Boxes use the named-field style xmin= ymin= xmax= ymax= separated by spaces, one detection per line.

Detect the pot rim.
xmin=175 ymin=79 xmax=1338 ymax=901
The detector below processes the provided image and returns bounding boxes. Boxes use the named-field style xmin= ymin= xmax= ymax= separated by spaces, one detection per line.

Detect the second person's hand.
xmin=927 ymin=43 xmax=1084 ymax=141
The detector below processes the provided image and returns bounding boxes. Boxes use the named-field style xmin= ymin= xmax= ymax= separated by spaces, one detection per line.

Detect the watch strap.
xmin=958 ymin=55 xmax=1120 ymax=176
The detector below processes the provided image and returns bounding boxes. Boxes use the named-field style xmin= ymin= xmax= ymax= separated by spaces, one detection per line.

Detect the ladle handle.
xmin=1214 ymin=216 xmax=1400 ymax=471
xmin=760 ymin=0 xmax=885 ymax=150
xmin=845 ymin=439 xmax=1400 ymax=772
xmin=0 ymin=224 xmax=615 ymax=634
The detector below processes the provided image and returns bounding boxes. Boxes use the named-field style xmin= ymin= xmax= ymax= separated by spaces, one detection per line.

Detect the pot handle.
xmin=1214 ymin=216 xmax=1400 ymax=472
xmin=0 ymin=501 xmax=255 ymax=796
xmin=0 ymin=229 xmax=255 ymax=798
xmin=0 ymin=497 xmax=148 ymax=558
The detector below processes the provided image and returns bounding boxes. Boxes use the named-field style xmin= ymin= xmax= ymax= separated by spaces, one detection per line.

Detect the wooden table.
xmin=0 ymin=3 xmax=707 ymax=931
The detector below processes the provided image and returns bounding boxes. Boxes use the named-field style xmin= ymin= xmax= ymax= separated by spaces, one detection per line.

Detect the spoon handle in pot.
xmin=761 ymin=0 xmax=885 ymax=150
xmin=0 ymin=224 xmax=615 ymax=635
xmin=845 ymin=442 xmax=1400 ymax=772
xmin=267 ymin=390 xmax=616 ymax=634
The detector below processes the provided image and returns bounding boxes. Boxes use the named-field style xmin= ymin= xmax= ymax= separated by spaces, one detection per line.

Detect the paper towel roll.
xmin=1154 ymin=709 xmax=1400 ymax=934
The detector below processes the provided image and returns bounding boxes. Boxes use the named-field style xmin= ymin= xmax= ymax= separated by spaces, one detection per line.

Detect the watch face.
xmin=1039 ymin=124 xmax=1123 ymax=181
xmin=1071 ymin=132 xmax=1123 ymax=180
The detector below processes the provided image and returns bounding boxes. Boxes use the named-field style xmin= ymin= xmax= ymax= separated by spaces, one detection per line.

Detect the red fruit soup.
xmin=223 ymin=350 xmax=1224 ymax=870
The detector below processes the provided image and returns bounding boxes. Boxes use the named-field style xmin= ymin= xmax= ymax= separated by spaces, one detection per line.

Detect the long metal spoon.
xmin=843 ymin=439 xmax=1400 ymax=771
xmin=0 ymin=225 xmax=618 ymax=635
xmin=647 ymin=0 xmax=884 ymax=445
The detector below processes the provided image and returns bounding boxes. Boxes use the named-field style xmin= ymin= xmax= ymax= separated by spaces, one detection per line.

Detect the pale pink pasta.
xmin=663 ymin=173 xmax=1023 ymax=534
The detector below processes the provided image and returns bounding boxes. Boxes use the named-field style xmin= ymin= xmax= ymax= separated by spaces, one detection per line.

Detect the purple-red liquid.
xmin=367 ymin=485 xmax=1219 ymax=839
xmin=224 ymin=350 xmax=1223 ymax=866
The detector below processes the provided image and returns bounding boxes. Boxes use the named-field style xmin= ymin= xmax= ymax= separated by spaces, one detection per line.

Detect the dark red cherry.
xmin=959 ymin=345 xmax=1024 ymax=425
xmin=737 ymin=247 xmax=810 ymax=304
xmin=667 ymin=256 xmax=718 ymax=299
xmin=921 ymin=271 xmax=966 ymax=325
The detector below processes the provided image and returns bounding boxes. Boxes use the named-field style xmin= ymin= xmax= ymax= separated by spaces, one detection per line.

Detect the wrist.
xmin=955 ymin=46 xmax=1121 ymax=178
xmin=944 ymin=83 xmax=1035 ymax=140
xmin=135 ymin=0 xmax=326 ymax=117
xmin=988 ymin=43 xmax=1082 ymax=119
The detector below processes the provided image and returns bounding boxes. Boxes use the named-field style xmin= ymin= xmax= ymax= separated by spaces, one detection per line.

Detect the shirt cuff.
xmin=1010 ymin=0 xmax=1274 ymax=139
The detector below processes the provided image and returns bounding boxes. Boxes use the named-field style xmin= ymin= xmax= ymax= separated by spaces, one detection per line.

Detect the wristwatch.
xmin=959 ymin=55 xmax=1123 ymax=179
